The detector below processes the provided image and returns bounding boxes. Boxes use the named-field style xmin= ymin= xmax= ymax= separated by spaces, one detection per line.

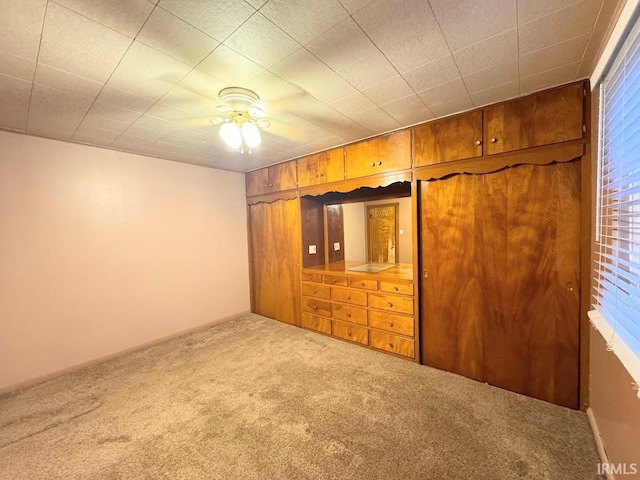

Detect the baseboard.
xmin=588 ymin=407 xmax=615 ymax=480
xmin=0 ymin=312 xmax=248 ymax=396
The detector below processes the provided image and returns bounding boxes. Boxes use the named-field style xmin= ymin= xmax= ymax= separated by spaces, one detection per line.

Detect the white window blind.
xmin=591 ymin=10 xmax=640 ymax=396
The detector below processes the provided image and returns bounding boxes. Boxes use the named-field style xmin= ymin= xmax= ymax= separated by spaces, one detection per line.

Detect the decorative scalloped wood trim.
xmin=413 ymin=141 xmax=585 ymax=181
xmin=299 ymin=171 xmax=412 ymax=197
xmin=246 ymin=189 xmax=298 ymax=205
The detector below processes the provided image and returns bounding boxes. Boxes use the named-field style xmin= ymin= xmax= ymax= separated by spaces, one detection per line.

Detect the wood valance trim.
xmin=299 ymin=171 xmax=412 ymax=197
xmin=246 ymin=189 xmax=298 ymax=205
xmin=413 ymin=141 xmax=585 ymax=181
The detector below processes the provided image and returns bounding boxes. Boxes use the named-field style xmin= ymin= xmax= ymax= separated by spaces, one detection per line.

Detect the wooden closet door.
xmin=249 ymin=199 xmax=302 ymax=326
xmin=481 ymin=162 xmax=580 ymax=408
xmin=419 ymin=175 xmax=484 ymax=381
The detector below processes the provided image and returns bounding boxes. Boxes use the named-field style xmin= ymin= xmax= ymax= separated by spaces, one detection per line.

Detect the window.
xmin=590 ymin=10 xmax=640 ymax=393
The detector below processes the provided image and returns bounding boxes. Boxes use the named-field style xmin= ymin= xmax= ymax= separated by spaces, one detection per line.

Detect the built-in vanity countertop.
xmin=300 ymin=261 xmax=416 ymax=360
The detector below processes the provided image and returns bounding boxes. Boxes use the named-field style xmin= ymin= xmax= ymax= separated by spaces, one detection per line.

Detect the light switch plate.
xmin=309 ymin=244 xmax=317 ymax=254
xmin=333 ymin=242 xmax=341 ymax=251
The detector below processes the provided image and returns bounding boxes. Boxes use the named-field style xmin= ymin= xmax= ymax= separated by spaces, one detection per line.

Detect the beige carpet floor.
xmin=0 ymin=313 xmax=603 ymax=479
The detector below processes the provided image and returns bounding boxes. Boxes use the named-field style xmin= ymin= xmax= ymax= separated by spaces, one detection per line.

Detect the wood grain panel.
xmin=324 ymin=274 xmax=348 ymax=286
xmin=301 ymin=197 xmax=325 ymax=268
xmin=485 ymin=82 xmax=584 ymax=155
xmin=349 ymin=278 xmax=378 ymax=290
xmin=370 ymin=331 xmax=415 ymax=358
xmin=301 ymin=296 xmax=331 ymax=317
xmin=420 ymin=176 xmax=484 ymax=381
xmin=331 ymin=303 xmax=368 ymax=325
xmin=297 ymin=154 xmax=319 ymax=187
xmin=369 ymin=293 xmax=414 ymax=315
xmin=344 ymin=130 xmax=411 ymax=179
xmin=379 ymin=281 xmax=413 ymax=295
xmin=322 ymin=147 xmax=345 ymax=183
xmin=269 ymin=161 xmax=297 ymax=191
xmin=332 ymin=321 xmax=368 ymax=345
xmin=326 ymin=204 xmax=345 ymax=264
xmin=301 ymin=282 xmax=331 ymax=299
xmin=246 ymin=168 xmax=269 ymax=196
xmin=302 ymin=313 xmax=332 ymax=335
xmin=369 ymin=310 xmax=414 ymax=337
xmin=413 ymin=110 xmax=483 ymax=166
xmin=331 ymin=287 xmax=367 ymax=306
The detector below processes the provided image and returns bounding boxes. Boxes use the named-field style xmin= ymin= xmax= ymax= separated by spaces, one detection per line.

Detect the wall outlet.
xmin=333 ymin=242 xmax=341 ymax=251
xmin=308 ymin=244 xmax=317 ymax=255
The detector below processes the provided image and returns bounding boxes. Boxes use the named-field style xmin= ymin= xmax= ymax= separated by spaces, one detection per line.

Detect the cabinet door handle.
xmin=394 ymin=286 xmax=399 ymax=291
xmin=313 ymin=289 xmax=317 ymax=294
xmin=475 ymin=140 xmax=482 ymax=146
xmin=347 ymin=294 xmax=351 ymax=300
xmin=269 ymin=183 xmax=274 ymax=187
xmin=388 ymin=342 xmax=394 ymax=348
xmin=314 ymin=322 xmax=319 ymax=327
xmin=378 ymin=161 xmax=382 ymax=165
xmin=489 ymin=137 xmax=497 ymax=143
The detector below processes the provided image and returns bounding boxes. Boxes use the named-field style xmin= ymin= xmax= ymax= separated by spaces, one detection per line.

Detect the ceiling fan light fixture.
xmin=219 ymin=121 xmax=242 ymax=149
xmin=215 ymin=87 xmax=269 ymax=153
xmin=242 ymin=121 xmax=262 ymax=148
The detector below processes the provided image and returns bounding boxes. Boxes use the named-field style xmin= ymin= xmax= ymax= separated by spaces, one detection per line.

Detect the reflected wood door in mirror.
xmin=366 ymin=203 xmax=399 ymax=263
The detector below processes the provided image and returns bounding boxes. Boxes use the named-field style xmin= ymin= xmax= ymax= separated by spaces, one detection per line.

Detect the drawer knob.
xmin=333 ymin=279 xmax=338 ymax=283
xmin=475 ymin=140 xmax=482 ymax=146
xmin=361 ymin=282 xmax=365 ymax=287
xmin=314 ymin=322 xmax=319 ymax=327
xmin=378 ymin=161 xmax=382 ymax=165
xmin=313 ymin=305 xmax=318 ymax=310
xmin=388 ymin=342 xmax=394 ymax=348
xmin=347 ymin=330 xmax=352 ymax=337
xmin=313 ymin=289 xmax=317 ymax=293
xmin=388 ymin=302 xmax=394 ymax=308
xmin=347 ymin=295 xmax=351 ymax=300
xmin=309 ymin=275 xmax=313 ymax=280
xmin=490 ymin=137 xmax=497 ymax=143
xmin=394 ymin=286 xmax=398 ymax=291
xmin=389 ymin=322 xmax=394 ymax=328
xmin=347 ymin=312 xmax=352 ymax=318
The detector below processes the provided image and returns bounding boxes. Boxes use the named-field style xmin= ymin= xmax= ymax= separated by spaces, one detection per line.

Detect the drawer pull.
xmin=389 ymin=322 xmax=394 ymax=328
xmin=370 ymin=162 xmax=375 ymax=167
xmin=388 ymin=342 xmax=394 ymax=348
xmin=347 ymin=330 xmax=352 ymax=337
xmin=378 ymin=161 xmax=382 ymax=165
xmin=333 ymin=279 xmax=338 ymax=283
xmin=313 ymin=289 xmax=317 ymax=293
xmin=361 ymin=282 xmax=365 ymax=287
xmin=347 ymin=294 xmax=351 ymax=300
xmin=475 ymin=140 xmax=482 ymax=146
xmin=490 ymin=137 xmax=497 ymax=143
xmin=314 ymin=322 xmax=319 ymax=327
xmin=308 ymin=275 xmax=313 ymax=280
xmin=347 ymin=312 xmax=352 ymax=318
xmin=394 ymin=286 xmax=399 ymax=291
xmin=388 ymin=302 xmax=394 ymax=308
xmin=313 ymin=305 xmax=318 ymax=310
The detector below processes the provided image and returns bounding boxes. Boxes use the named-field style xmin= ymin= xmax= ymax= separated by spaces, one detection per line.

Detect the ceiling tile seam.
xmin=153 ymin=3 xmax=239 ymax=44
xmin=25 ymin=0 xmax=51 ymax=134
xmin=48 ymin=0 xmax=140 ymax=40
xmin=576 ymin=1 xmax=607 ymax=76
xmin=342 ymin=7 xmax=435 ymax=117
xmin=516 ymin=1 xmax=521 ymax=95
xmin=521 ymin=32 xmax=594 ymax=58
xmin=518 ymin=0 xmax=589 ymax=28
xmin=68 ymin=4 xmax=161 ymax=144
xmin=422 ymin=1 xmax=472 ymax=108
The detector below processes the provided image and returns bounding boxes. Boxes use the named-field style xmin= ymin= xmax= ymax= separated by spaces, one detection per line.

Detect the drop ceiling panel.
xmin=430 ymin=0 xmax=517 ymax=51
xmin=197 ymin=45 xmax=264 ymax=86
xmin=299 ymin=105 xmax=368 ymax=138
xmin=362 ymin=76 xmax=414 ymax=105
xmin=79 ymin=114 xmax=131 ymax=134
xmin=34 ymin=64 xmax=103 ymax=98
xmin=53 ymin=0 xmax=154 ymax=38
xmin=38 ymin=3 xmax=132 ymax=83
xmin=470 ymin=80 xmax=519 ymax=107
xmin=463 ymin=60 xmax=518 ymax=93
xmin=92 ymin=86 xmax=156 ymax=118
xmin=329 ymin=93 xmax=376 ymax=117
xmin=224 ymin=13 xmax=300 ymax=69
xmin=74 ymin=124 xmax=122 ymax=143
xmin=107 ymin=42 xmax=193 ymax=101
xmin=337 ymin=53 xmax=398 ymax=91
xmin=0 ymin=74 xmax=31 ymax=132
xmin=0 ymin=0 xmax=46 ymax=60
xmin=351 ymin=107 xmax=401 ymax=132
xmin=28 ymin=83 xmax=96 ymax=134
xmin=381 ymin=94 xmax=434 ymax=126
xmin=136 ymin=7 xmax=219 ymax=66
xmin=520 ymin=62 xmax=581 ymax=94
xmin=260 ymin=0 xmax=349 ymax=45
xmin=354 ymin=0 xmax=450 ymax=73
xmin=402 ymin=55 xmax=461 ymax=92
xmin=417 ymin=77 xmax=469 ymax=107
xmin=517 ymin=0 xmax=582 ymax=25
xmin=519 ymin=34 xmax=590 ymax=78
xmin=0 ymin=50 xmax=36 ymax=82
xmin=453 ymin=29 xmax=518 ymax=76
xmin=429 ymin=96 xmax=474 ymax=117
xmin=158 ymin=0 xmax=256 ymax=42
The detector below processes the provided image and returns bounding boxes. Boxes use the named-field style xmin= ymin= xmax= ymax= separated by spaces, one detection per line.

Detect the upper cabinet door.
xmin=246 ymin=168 xmax=269 ymax=196
xmin=319 ymin=147 xmax=345 ymax=183
xmin=297 ymin=154 xmax=319 ymax=187
xmin=345 ymin=130 xmax=411 ymax=179
xmin=269 ymin=160 xmax=297 ymax=192
xmin=413 ymin=110 xmax=483 ymax=166
xmin=484 ymin=82 xmax=584 ymax=155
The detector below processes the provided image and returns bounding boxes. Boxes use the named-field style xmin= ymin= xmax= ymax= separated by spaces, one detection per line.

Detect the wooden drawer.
xmin=379 ymin=281 xmax=414 ymax=295
xmin=331 ymin=304 xmax=367 ymax=326
xmin=369 ymin=310 xmax=414 ymax=337
xmin=331 ymin=287 xmax=367 ymax=306
xmin=324 ymin=274 xmax=348 ymax=287
xmin=369 ymin=293 xmax=414 ymax=315
xmin=301 ymin=282 xmax=331 ymax=299
xmin=302 ymin=296 xmax=331 ymax=317
xmin=350 ymin=278 xmax=378 ymax=290
xmin=332 ymin=321 xmax=368 ymax=345
xmin=370 ymin=331 xmax=414 ymax=358
xmin=303 ymin=272 xmax=323 ymax=283
xmin=302 ymin=313 xmax=332 ymax=335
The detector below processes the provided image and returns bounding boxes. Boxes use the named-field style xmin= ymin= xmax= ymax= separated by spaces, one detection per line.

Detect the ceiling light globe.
xmin=219 ymin=122 xmax=242 ymax=149
xmin=242 ymin=122 xmax=262 ymax=148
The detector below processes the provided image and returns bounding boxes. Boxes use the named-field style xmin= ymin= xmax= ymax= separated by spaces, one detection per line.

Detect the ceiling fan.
xmin=208 ymin=87 xmax=271 ymax=153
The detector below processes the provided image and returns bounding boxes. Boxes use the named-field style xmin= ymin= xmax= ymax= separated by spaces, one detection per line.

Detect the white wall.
xmin=0 ymin=131 xmax=250 ymax=392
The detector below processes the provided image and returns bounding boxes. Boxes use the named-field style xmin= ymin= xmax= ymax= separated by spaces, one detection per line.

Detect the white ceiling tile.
xmin=34 ymin=64 xmax=104 ymax=98
xmin=27 ymin=118 xmax=77 ymax=140
xmin=73 ymin=133 xmax=115 ymax=147
xmin=120 ymin=125 xmax=170 ymax=141
xmin=0 ymin=74 xmax=31 ymax=132
xmin=198 ymin=45 xmax=264 ymax=86
xmin=453 ymin=29 xmax=517 ymax=75
xmin=300 ymin=105 xmax=369 ymax=137
xmin=245 ymin=0 xmax=268 ymax=8
xmin=159 ymin=87 xmax=215 ymax=115
xmin=92 ymin=86 xmax=155 ymax=119
xmin=80 ymin=113 xmax=131 ymax=133
xmin=272 ymin=49 xmax=334 ymax=86
xmin=351 ymin=107 xmax=401 ymax=133
xmin=429 ymin=0 xmax=517 ymax=51
xmin=38 ymin=3 xmax=132 ymax=83
xmin=329 ymin=93 xmax=376 ymax=117
xmin=28 ymin=82 xmax=97 ymax=134
xmin=303 ymin=72 xmax=357 ymax=104
xmin=429 ymin=96 xmax=474 ymax=118
xmin=463 ymin=60 xmax=518 ymax=93
xmin=73 ymin=124 xmax=121 ymax=143
xmin=470 ymin=80 xmax=520 ymax=107
xmin=146 ymin=103 xmax=198 ymax=122
xmin=176 ymin=69 xmax=229 ymax=103
xmin=339 ymin=0 xmax=376 ymax=14
xmin=417 ymin=77 xmax=469 ymax=107
xmin=260 ymin=0 xmax=349 ymax=45
xmin=519 ymin=34 xmax=590 ymax=78
xmin=106 ymin=41 xmax=192 ymax=101
xmin=111 ymin=133 xmax=157 ymax=149
xmin=354 ymin=0 xmax=450 ymax=73
xmin=131 ymin=114 xmax=178 ymax=133
xmin=380 ymin=94 xmax=434 ymax=126
xmin=0 ymin=49 xmax=36 ymax=82
xmin=517 ymin=0 xmax=581 ymax=25
xmin=53 ymin=0 xmax=154 ymax=38
xmin=137 ymin=7 xmax=218 ymax=66
xmin=243 ymin=71 xmax=322 ymax=116
xmin=338 ymin=53 xmax=398 ymax=91
xmin=362 ymin=76 xmax=414 ymax=105
xmin=0 ymin=0 xmax=46 ymax=60
xmin=225 ymin=13 xmax=300 ymax=69
xmin=519 ymin=0 xmax=601 ymax=55
xmin=158 ymin=0 xmax=256 ymax=41
xmin=520 ymin=62 xmax=580 ymax=94
xmin=402 ymin=55 xmax=460 ymax=92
